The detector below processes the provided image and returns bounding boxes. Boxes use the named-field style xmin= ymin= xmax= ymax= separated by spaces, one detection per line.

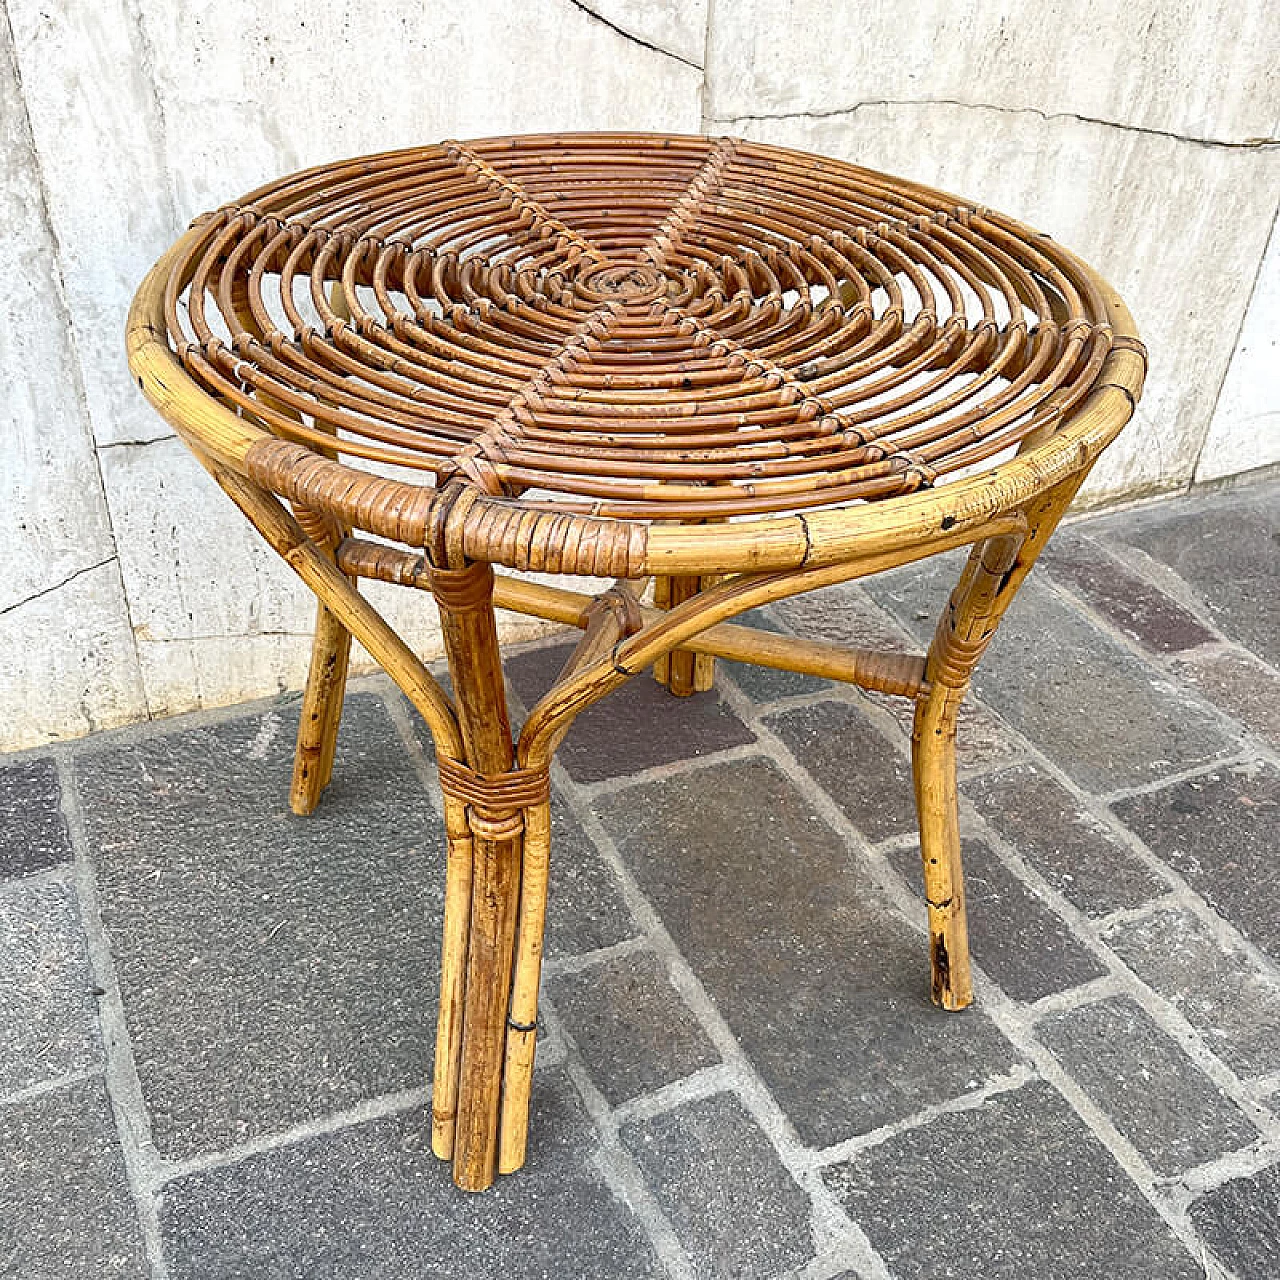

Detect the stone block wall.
xmin=2 ymin=0 xmax=1275 ymax=749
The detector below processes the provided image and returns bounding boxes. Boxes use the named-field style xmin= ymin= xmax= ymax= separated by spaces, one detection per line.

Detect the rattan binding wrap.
xmin=142 ymin=132 xmax=1142 ymax=577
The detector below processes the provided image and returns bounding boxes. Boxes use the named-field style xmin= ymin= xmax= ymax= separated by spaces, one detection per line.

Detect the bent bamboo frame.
xmin=127 ymin=132 xmax=1144 ymax=1193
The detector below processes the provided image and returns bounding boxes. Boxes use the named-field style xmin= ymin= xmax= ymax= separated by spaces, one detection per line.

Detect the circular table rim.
xmin=126 ymin=133 xmax=1145 ymax=580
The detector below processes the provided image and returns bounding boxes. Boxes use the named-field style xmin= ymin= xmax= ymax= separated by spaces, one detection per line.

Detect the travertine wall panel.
xmin=1 ymin=13 xmax=146 ymax=746
xmin=704 ymin=0 xmax=1280 ymax=142
xmin=136 ymin=0 xmax=703 ymax=217
xmin=0 ymin=564 xmax=149 ymax=749
xmin=1195 ymin=209 xmax=1280 ymax=483
xmin=7 ymin=0 xmax=178 ymax=450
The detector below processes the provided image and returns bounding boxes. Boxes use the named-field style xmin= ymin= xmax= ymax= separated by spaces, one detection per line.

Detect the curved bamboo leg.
xmin=290 ymin=602 xmax=352 ymax=813
xmin=188 ymin=455 xmax=460 ymax=755
xmin=913 ymin=470 xmax=1093 ymax=1008
xmin=431 ymin=793 xmax=473 ymax=1160
xmin=427 ymin=558 xmax=529 ymax=1192
xmin=913 ymin=685 xmax=971 ymax=1008
xmin=497 ymin=795 xmax=551 ymax=1174
xmin=654 ymin=573 xmax=716 ymax=695
xmin=233 ymin=272 xmax=354 ymax=818
xmin=914 ymin=530 xmax=1025 ymax=1009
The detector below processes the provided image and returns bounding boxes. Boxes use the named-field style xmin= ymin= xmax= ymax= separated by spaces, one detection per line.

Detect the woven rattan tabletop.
xmin=129 ymin=132 xmax=1143 ymax=579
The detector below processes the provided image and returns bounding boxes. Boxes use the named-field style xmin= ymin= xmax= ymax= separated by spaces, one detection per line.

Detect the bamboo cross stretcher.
xmin=127 ymin=132 xmax=1144 ymax=1192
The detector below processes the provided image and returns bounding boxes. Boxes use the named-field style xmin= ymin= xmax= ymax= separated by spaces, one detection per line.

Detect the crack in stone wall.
xmin=567 ymin=0 xmax=704 ymax=71
xmin=707 ymin=97 xmax=1280 ymax=151
xmin=0 ymin=558 xmax=117 ymax=620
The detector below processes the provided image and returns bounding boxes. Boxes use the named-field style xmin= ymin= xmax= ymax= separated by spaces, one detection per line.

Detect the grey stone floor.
xmin=2 ymin=474 xmax=1278 ymax=1280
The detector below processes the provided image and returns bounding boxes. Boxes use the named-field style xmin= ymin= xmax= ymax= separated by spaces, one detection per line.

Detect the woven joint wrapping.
xmin=437 ymin=755 xmax=550 ymax=840
xmin=930 ymin=605 xmax=997 ymax=689
xmin=425 ymin=559 xmax=495 ymax=612
xmin=289 ymin=501 xmax=343 ymax=552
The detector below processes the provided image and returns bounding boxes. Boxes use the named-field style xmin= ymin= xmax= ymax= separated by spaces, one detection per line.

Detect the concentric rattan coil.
xmin=151 ymin=132 xmax=1139 ymax=569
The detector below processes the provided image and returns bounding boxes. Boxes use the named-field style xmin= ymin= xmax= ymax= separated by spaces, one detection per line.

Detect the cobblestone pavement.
xmin=2 ymin=474 xmax=1277 ymax=1280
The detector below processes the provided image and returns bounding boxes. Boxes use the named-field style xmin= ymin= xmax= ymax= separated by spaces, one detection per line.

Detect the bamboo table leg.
xmin=654 ymin=573 xmax=716 ymax=695
xmin=290 ymin=600 xmax=352 ymax=814
xmin=248 ymin=278 xmax=353 ymax=818
xmin=912 ymin=471 xmax=1088 ymax=1007
xmin=427 ymin=557 xmax=553 ymax=1192
xmin=913 ymin=532 xmax=1023 ymax=1009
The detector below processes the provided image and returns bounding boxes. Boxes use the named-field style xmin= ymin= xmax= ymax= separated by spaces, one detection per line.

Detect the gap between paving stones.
xmin=539 ymin=748 xmax=891 ymax=1278
xmin=796 ymin=1066 xmax=1037 ymax=1172
xmin=570 ymin=738 xmax=773 ymax=803
xmin=56 ymin=755 xmax=171 ymax=1280
xmin=711 ymin=668 xmax=1258 ymax=1275
xmin=1097 ymin=751 xmax=1270 ymax=808
xmin=158 ymin=1084 xmax=429 ymax=1187
xmin=0 ymin=1064 xmax=103 ymax=1111
xmin=541 ymin=934 xmax=652 ymax=980
xmin=0 ymin=861 xmax=74 ymax=898
xmin=1020 ymin=973 xmax=1127 ymax=1021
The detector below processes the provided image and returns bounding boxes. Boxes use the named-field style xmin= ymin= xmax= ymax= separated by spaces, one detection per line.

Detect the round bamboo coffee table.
xmin=127 ymin=132 xmax=1144 ymax=1192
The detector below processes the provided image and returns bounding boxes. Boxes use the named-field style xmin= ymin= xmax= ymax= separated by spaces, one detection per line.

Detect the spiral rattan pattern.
xmin=161 ymin=133 xmax=1118 ymax=526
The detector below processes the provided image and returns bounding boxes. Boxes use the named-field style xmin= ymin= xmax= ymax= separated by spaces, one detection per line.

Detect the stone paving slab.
xmin=1112 ymin=760 xmax=1280 ymax=965
xmin=542 ymin=796 xmax=638 ymax=959
xmin=0 ymin=1076 xmax=147 ymax=1279
xmin=1169 ymin=646 xmax=1280 ymax=747
xmin=1189 ymin=1161 xmax=1280 ymax=1280
xmin=964 ymin=761 xmax=1166 ymax=916
xmin=1036 ymin=995 xmax=1259 ymax=1174
xmin=506 ymin=640 xmax=756 ymax=783
xmin=74 ymin=694 xmax=446 ymax=1159
xmin=596 ymin=758 xmax=1017 ymax=1147
xmin=621 ymin=1091 xmax=814 ymax=1279
xmin=824 ymin=1081 xmax=1204 ymax=1280
xmin=2 ymin=474 xmax=1278 ymax=1280
xmin=765 ymin=699 xmax=918 ymax=841
xmin=1041 ymin=531 xmax=1218 ymax=654
xmin=1092 ymin=482 xmax=1279 ymax=666
xmin=773 ymin=580 xmax=917 ymax=654
xmin=0 ymin=757 xmax=71 ymax=878
xmin=160 ymin=1072 xmax=661 ymax=1280
xmin=547 ymin=950 xmax=719 ymax=1106
xmin=1101 ymin=902 xmax=1280 ymax=1080
xmin=0 ymin=876 xmax=101 ymax=1095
